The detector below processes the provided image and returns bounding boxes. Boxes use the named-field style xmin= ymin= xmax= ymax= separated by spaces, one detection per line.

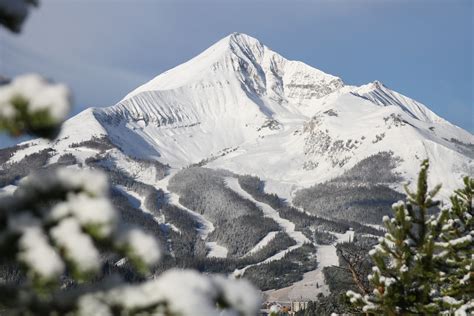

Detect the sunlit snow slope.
xmin=18 ymin=32 xmax=474 ymax=199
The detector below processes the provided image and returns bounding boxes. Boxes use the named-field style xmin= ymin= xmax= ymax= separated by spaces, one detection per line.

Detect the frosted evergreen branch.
xmin=0 ymin=74 xmax=71 ymax=139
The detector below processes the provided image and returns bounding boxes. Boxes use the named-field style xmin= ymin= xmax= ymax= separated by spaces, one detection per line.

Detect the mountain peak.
xmin=123 ymin=32 xmax=344 ymax=103
xmin=227 ymin=32 xmax=257 ymax=42
xmin=224 ymin=32 xmax=266 ymax=61
xmin=228 ymin=32 xmax=262 ymax=46
xmin=207 ymin=32 xmax=264 ymax=58
xmin=15 ymin=34 xmax=473 ymax=207
xmin=351 ymin=80 xmax=445 ymax=124
xmin=372 ymin=80 xmax=385 ymax=89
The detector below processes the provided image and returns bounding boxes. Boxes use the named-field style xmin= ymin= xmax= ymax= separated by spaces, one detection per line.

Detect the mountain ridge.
xmin=1 ymin=34 xmax=473 ymax=300
xmin=4 ymin=32 xmax=474 ymax=200
xmin=122 ymin=33 xmax=344 ymax=102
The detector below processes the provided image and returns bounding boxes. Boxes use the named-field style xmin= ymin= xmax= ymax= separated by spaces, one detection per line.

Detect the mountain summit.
xmin=8 ymin=33 xmax=474 ymax=199
xmin=123 ymin=32 xmax=343 ymax=103
xmin=2 ymin=33 xmax=473 ymax=301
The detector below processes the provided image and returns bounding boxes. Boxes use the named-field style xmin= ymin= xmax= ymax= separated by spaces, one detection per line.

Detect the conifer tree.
xmin=348 ymin=161 xmax=474 ymax=315
xmin=434 ymin=176 xmax=474 ymax=313
xmin=347 ymin=160 xmax=445 ymax=314
xmin=0 ymin=4 xmax=261 ymax=315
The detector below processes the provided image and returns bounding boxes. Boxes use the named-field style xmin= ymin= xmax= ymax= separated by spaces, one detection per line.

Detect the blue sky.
xmin=0 ymin=0 xmax=472 ymax=146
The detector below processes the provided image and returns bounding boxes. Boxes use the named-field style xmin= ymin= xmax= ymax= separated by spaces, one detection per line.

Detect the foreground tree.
xmin=0 ymin=74 xmax=71 ymax=138
xmin=436 ymin=176 xmax=474 ymax=313
xmin=347 ymin=160 xmax=473 ymax=315
xmin=0 ymin=4 xmax=260 ymax=315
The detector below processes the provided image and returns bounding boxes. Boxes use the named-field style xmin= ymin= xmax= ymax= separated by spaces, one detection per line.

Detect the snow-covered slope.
xmin=92 ymin=33 xmax=343 ymax=167
xmin=265 ymin=230 xmax=354 ymax=301
xmin=3 ymin=32 xmax=473 ymax=298
xmin=10 ymin=32 xmax=474 ymax=200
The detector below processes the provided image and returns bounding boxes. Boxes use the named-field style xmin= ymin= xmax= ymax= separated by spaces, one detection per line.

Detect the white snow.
xmin=156 ymin=172 xmax=215 ymax=239
xmin=115 ymin=185 xmax=179 ymax=233
xmin=77 ymin=268 xmax=261 ymax=316
xmin=245 ymin=231 xmax=278 ymax=256
xmin=51 ymin=194 xmax=117 ymax=237
xmin=3 ymin=33 xmax=472 ymax=298
xmin=103 ymin=31 xmax=472 ymax=197
xmin=118 ymin=227 xmax=161 ymax=266
xmin=441 ymin=296 xmax=462 ymax=305
xmin=0 ymin=74 xmax=71 ymax=122
xmin=12 ymin=33 xmax=473 ymax=203
xmin=5 ymin=165 xmax=164 ymax=288
xmin=225 ymin=177 xmax=309 ymax=276
xmin=226 ymin=177 xmax=309 ymax=246
xmin=0 ymin=184 xmax=16 ymax=197
xmin=17 ymin=169 xmax=118 ymax=240
xmin=51 ymin=217 xmax=101 ymax=273
xmin=205 ymin=242 xmax=229 ymax=259
xmin=17 ymin=168 xmax=119 ymax=239
xmin=455 ymin=301 xmax=474 ymax=316
xmin=352 ymin=81 xmax=446 ymax=124
xmin=122 ymin=33 xmax=342 ymax=101
xmin=17 ymin=167 xmax=109 ymax=198
xmin=18 ymin=226 xmax=65 ymax=279
xmin=265 ymin=230 xmax=354 ymax=302
xmin=108 ymin=150 xmax=165 ymax=184
xmin=55 ymin=167 xmax=109 ymax=195
xmin=449 ymin=235 xmax=472 ymax=246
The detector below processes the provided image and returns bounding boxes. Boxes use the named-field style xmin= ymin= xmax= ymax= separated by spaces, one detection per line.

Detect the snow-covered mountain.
xmin=2 ymin=32 xmax=473 ymax=300
xmin=23 ymin=32 xmax=470 ymax=198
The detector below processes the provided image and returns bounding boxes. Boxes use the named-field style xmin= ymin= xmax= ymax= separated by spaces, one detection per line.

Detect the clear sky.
xmin=0 ymin=0 xmax=472 ymax=147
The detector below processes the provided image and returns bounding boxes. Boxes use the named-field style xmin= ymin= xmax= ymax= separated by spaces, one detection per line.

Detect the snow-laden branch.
xmin=0 ymin=74 xmax=71 ymax=138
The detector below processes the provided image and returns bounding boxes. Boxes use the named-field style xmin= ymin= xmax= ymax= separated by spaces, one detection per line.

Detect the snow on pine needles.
xmin=0 ymin=74 xmax=71 ymax=138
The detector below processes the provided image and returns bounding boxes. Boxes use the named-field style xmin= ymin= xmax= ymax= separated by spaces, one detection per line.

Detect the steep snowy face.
xmin=114 ymin=32 xmax=345 ymax=124
xmin=85 ymin=32 xmax=472 ymax=198
xmin=3 ymin=33 xmax=472 ymax=296
xmin=94 ymin=33 xmax=346 ymax=165
xmin=13 ymin=32 xmax=472 ymax=200
xmin=121 ymin=33 xmax=343 ymax=105
xmin=351 ymin=81 xmax=445 ymax=124
xmin=297 ymin=89 xmax=474 ymax=196
xmin=110 ymin=33 xmax=346 ymax=125
xmin=282 ymin=61 xmax=343 ymax=103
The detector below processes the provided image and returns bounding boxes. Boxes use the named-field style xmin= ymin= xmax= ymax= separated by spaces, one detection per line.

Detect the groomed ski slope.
xmin=225 ymin=177 xmax=310 ymax=276
xmin=93 ymin=150 xmax=228 ymax=259
xmin=115 ymin=185 xmax=180 ymax=233
xmin=204 ymin=242 xmax=229 ymax=258
xmin=265 ymin=230 xmax=354 ymax=302
xmin=156 ymin=172 xmax=230 ymax=258
xmin=245 ymin=231 xmax=279 ymax=257
xmin=156 ymin=172 xmax=215 ymax=240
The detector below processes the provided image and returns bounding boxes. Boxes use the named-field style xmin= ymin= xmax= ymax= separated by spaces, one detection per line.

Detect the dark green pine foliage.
xmin=435 ymin=176 xmax=474 ymax=312
xmin=0 ymin=95 xmax=62 ymax=139
xmin=348 ymin=160 xmax=474 ymax=315
xmin=347 ymin=160 xmax=446 ymax=315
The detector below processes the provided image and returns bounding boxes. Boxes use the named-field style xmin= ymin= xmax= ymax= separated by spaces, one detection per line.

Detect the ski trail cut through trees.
xmin=264 ymin=230 xmax=354 ymax=302
xmin=224 ymin=177 xmax=310 ymax=276
xmin=115 ymin=185 xmax=180 ymax=233
xmin=205 ymin=242 xmax=229 ymax=258
xmin=114 ymin=185 xmax=178 ymax=258
xmin=244 ymin=231 xmax=279 ymax=257
xmin=156 ymin=172 xmax=215 ymax=240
